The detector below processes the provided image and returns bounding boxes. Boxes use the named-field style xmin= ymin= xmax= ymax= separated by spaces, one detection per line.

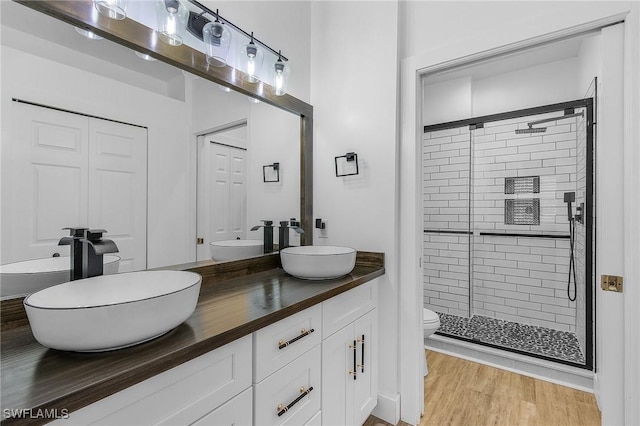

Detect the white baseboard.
xmin=371 ymin=392 xmax=400 ymax=425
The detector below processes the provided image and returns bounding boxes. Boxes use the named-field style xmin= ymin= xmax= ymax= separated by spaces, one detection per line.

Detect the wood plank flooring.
xmin=365 ymin=350 xmax=601 ymax=426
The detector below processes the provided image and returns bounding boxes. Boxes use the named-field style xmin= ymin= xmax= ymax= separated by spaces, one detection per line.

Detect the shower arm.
xmin=525 ymin=112 xmax=584 ymax=128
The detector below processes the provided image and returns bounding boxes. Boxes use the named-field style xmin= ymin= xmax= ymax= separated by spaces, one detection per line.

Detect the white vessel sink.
xmin=210 ymin=239 xmax=263 ymax=262
xmin=24 ymin=270 xmax=201 ymax=352
xmin=280 ymin=246 xmax=357 ymax=280
xmin=0 ymin=255 xmax=120 ymax=299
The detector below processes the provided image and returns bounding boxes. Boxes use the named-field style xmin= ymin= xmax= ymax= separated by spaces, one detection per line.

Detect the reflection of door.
xmin=196 ymin=133 xmax=247 ymax=261
xmin=88 ymin=119 xmax=147 ymax=272
xmin=2 ymin=102 xmax=147 ymax=271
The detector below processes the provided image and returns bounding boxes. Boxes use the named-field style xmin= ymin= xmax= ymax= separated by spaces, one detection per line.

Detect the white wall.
xmin=472 ymin=57 xmax=580 ymax=116
xmin=310 ymin=1 xmax=400 ymax=423
xmin=400 ymin=1 xmax=639 ymax=424
xmin=246 ymin=101 xmax=301 ymax=240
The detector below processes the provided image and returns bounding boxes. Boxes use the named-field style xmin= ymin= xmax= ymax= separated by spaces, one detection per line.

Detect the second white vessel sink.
xmin=210 ymin=239 xmax=264 ymax=262
xmin=0 ymin=255 xmax=120 ymax=299
xmin=280 ymin=246 xmax=357 ymax=280
xmin=24 ymin=270 xmax=201 ymax=352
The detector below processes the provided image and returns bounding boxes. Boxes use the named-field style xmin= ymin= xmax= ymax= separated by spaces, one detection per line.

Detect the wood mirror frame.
xmin=15 ymin=0 xmax=313 ymax=245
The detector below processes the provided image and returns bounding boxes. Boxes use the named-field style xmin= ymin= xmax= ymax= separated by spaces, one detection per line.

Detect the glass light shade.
xmin=93 ymin=0 xmax=128 ymax=20
xmin=155 ymin=0 xmax=189 ymax=47
xmin=239 ymin=42 xmax=264 ymax=83
xmin=75 ymin=27 xmax=103 ymax=40
xmin=271 ymin=59 xmax=290 ymax=96
xmin=203 ymin=21 xmax=231 ymax=67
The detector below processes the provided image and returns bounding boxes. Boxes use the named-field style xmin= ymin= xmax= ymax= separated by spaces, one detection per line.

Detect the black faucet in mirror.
xmin=58 ymin=228 xmax=119 ymax=280
xmin=251 ymin=220 xmax=275 ymax=253
xmin=58 ymin=227 xmax=88 ymax=281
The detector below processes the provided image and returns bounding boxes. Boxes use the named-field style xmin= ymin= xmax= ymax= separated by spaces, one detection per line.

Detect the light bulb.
xmin=240 ymin=34 xmax=263 ymax=84
xmin=247 ymin=57 xmax=256 ymax=79
xmin=271 ymin=54 xmax=289 ymax=96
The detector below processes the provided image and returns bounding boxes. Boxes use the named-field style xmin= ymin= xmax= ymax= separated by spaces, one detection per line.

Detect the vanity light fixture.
xmin=202 ymin=9 xmax=231 ymax=67
xmin=263 ymin=162 xmax=280 ymax=183
xmin=93 ymin=0 xmax=128 ymax=20
xmin=156 ymin=0 xmax=188 ymax=46
xmin=75 ymin=27 xmax=103 ymax=40
xmin=272 ymin=51 xmax=290 ymax=96
xmin=240 ymin=32 xmax=264 ymax=83
xmin=335 ymin=152 xmax=359 ymax=177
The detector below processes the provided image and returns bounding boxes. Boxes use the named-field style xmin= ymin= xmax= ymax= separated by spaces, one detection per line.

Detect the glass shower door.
xmin=422 ymin=125 xmax=472 ymax=335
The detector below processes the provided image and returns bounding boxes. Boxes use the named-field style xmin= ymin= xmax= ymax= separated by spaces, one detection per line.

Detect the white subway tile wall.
xmin=423 ymin=112 xmax=581 ymax=333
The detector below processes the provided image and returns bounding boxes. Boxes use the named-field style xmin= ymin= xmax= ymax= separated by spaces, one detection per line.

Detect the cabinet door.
xmin=321 ymin=324 xmax=353 ymax=426
xmin=353 ymin=309 xmax=378 ymax=426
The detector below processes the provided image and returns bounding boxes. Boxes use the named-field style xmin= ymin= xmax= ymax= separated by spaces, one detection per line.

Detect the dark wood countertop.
xmin=0 ymin=252 xmax=384 ymax=425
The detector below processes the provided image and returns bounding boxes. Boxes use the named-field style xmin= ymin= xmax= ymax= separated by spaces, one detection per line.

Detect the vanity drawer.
xmin=253 ymin=304 xmax=321 ymax=382
xmin=322 ymin=280 xmax=377 ymax=338
xmin=254 ymin=345 xmax=321 ymax=425
xmin=57 ymin=335 xmax=252 ymax=425
xmin=191 ymin=387 xmax=252 ymax=426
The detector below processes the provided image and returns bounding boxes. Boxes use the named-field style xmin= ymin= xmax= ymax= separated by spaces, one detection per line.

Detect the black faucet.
xmin=58 ymin=228 xmax=119 ymax=280
xmin=250 ymin=220 xmax=274 ymax=253
xmin=278 ymin=218 xmax=304 ymax=250
xmin=81 ymin=229 xmax=119 ymax=278
xmin=58 ymin=227 xmax=88 ymax=281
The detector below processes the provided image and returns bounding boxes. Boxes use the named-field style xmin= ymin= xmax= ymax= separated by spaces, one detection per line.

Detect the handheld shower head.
xmin=564 ymin=192 xmax=575 ymax=221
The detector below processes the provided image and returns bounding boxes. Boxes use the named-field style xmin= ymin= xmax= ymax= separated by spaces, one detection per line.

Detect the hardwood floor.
xmin=365 ymin=350 xmax=601 ymax=426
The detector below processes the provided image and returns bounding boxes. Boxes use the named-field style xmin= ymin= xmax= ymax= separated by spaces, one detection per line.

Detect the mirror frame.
xmin=15 ymin=0 xmax=313 ymax=246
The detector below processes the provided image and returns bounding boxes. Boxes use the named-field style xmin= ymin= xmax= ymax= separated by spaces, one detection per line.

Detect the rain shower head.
xmin=514 ymin=110 xmax=584 ymax=135
xmin=515 ymin=127 xmax=547 ymax=134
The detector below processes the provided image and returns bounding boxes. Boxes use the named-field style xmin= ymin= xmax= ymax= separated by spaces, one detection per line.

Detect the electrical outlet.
xmin=601 ymin=275 xmax=623 ymax=292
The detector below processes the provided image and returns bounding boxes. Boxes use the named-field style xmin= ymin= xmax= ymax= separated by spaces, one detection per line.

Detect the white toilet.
xmin=422 ymin=308 xmax=441 ymax=376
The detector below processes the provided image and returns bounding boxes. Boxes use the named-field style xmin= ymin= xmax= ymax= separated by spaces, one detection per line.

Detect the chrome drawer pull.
xmin=278 ymin=328 xmax=315 ymax=350
xmin=277 ymin=386 xmax=314 ymax=417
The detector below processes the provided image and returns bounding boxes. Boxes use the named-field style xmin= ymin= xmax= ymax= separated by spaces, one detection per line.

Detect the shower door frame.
xmin=423 ymin=98 xmax=595 ymax=370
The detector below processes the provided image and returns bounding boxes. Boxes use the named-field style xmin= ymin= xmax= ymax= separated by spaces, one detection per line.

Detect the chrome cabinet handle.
xmin=278 ymin=328 xmax=315 ymax=350
xmin=277 ymin=386 xmax=314 ymax=417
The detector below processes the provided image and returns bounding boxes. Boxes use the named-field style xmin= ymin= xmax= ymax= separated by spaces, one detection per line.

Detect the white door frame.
xmin=399 ymin=9 xmax=639 ymax=425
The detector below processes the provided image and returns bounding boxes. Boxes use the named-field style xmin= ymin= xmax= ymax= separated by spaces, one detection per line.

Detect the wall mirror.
xmin=0 ymin=1 xmax=312 ymax=299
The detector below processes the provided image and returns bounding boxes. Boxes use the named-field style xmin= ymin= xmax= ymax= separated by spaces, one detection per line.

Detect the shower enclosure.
xmin=422 ymin=99 xmax=594 ymax=369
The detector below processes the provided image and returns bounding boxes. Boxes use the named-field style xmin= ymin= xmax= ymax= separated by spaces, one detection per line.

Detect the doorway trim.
xmin=399 ymin=10 xmax=635 ymax=425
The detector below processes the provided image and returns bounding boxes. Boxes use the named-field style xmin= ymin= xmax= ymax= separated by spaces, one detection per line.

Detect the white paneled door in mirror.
xmin=2 ymin=103 xmax=89 ymax=263
xmin=2 ymin=102 xmax=147 ymax=271
xmin=88 ymin=119 xmax=147 ymax=272
xmin=196 ymin=131 xmax=247 ymax=262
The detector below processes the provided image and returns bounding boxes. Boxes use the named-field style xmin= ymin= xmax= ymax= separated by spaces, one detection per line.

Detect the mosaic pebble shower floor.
xmin=435 ymin=312 xmax=586 ymax=365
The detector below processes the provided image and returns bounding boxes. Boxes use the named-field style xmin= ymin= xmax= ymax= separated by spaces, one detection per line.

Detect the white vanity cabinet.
xmin=51 ymin=281 xmax=378 ymax=426
xmin=55 ymin=335 xmax=253 ymax=425
xmin=321 ymin=281 xmax=379 ymax=426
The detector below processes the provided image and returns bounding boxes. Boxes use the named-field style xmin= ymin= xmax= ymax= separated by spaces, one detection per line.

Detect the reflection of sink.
xmin=24 ymin=270 xmax=201 ymax=352
xmin=280 ymin=246 xmax=357 ymax=280
xmin=0 ymin=255 xmax=120 ymax=299
xmin=209 ymin=239 xmax=263 ymax=261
